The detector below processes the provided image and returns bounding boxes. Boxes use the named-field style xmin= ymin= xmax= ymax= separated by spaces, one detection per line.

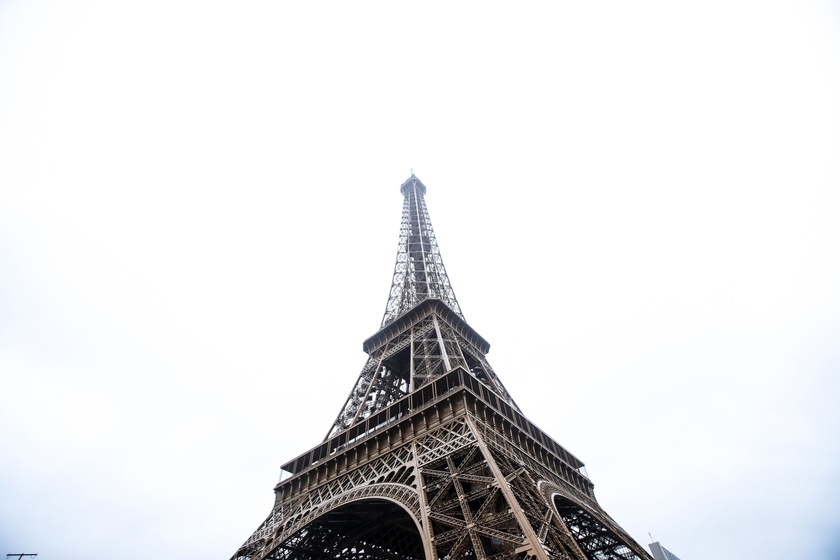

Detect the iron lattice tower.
xmin=232 ymin=175 xmax=653 ymax=560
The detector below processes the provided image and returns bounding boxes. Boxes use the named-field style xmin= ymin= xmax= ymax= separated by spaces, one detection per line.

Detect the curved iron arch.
xmin=261 ymin=484 xmax=428 ymax=560
xmin=536 ymin=481 xmax=646 ymax=560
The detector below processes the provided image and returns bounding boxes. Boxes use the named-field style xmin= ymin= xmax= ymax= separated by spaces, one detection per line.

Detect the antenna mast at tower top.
xmin=381 ymin=174 xmax=463 ymax=327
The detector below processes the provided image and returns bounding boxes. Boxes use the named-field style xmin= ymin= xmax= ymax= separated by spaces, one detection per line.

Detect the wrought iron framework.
xmin=382 ymin=175 xmax=462 ymax=328
xmin=232 ymin=175 xmax=652 ymax=560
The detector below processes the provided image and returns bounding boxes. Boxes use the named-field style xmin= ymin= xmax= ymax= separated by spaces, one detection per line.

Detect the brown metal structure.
xmin=232 ymin=175 xmax=652 ymax=560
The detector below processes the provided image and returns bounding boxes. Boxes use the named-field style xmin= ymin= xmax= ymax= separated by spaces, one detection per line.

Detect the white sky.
xmin=1 ymin=1 xmax=840 ymax=559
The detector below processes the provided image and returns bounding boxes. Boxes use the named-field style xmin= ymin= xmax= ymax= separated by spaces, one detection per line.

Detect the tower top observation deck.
xmin=400 ymin=173 xmax=427 ymax=196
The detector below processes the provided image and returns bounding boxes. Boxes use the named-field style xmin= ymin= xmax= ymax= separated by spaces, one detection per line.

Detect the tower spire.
xmin=325 ymin=175 xmax=516 ymax=440
xmin=381 ymin=174 xmax=463 ymax=327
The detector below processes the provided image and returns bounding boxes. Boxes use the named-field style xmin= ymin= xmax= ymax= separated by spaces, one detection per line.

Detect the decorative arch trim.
xmin=260 ymin=483 xmax=424 ymax=560
xmin=537 ymin=480 xmax=650 ymax=560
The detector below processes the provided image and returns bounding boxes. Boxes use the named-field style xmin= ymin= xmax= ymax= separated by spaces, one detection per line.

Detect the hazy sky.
xmin=2 ymin=1 xmax=840 ymax=559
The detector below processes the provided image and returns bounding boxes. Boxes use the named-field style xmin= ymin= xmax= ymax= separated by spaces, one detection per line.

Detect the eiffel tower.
xmin=232 ymin=175 xmax=653 ymax=560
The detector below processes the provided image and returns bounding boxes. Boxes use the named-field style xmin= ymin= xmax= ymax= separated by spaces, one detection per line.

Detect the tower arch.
xmin=269 ymin=497 xmax=426 ymax=560
xmin=537 ymin=481 xmax=646 ymax=560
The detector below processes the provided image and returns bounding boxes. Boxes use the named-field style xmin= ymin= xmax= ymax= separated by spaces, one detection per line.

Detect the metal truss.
xmin=469 ymin=418 xmax=650 ymax=560
xmin=232 ymin=175 xmax=652 ymax=560
xmin=268 ymin=500 xmax=424 ymax=560
xmin=237 ymin=445 xmax=420 ymax=558
xmin=381 ymin=175 xmax=462 ymax=328
xmin=326 ymin=300 xmax=519 ymax=439
xmin=234 ymin=410 xmax=652 ymax=560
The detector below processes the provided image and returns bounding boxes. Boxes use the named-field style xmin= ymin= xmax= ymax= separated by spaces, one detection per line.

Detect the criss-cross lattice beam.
xmin=381 ymin=175 xmax=462 ymax=327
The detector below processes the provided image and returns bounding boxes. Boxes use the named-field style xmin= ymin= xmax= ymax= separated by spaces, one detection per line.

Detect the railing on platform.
xmin=280 ymin=367 xmax=587 ymax=482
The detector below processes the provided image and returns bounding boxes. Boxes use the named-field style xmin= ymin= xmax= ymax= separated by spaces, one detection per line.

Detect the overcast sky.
xmin=2 ymin=1 xmax=840 ymax=559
